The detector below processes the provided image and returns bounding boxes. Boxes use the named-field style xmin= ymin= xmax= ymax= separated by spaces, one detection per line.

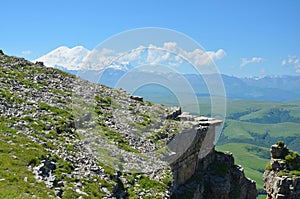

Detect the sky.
xmin=1 ymin=0 xmax=300 ymax=77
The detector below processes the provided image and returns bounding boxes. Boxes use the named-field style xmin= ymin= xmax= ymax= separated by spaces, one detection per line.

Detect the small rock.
xmin=75 ymin=188 xmax=88 ymax=196
xmin=130 ymin=95 xmax=143 ymax=102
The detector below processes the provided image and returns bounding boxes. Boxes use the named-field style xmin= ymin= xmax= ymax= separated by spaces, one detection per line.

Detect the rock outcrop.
xmin=264 ymin=143 xmax=300 ymax=199
xmin=0 ymin=51 xmax=257 ymax=198
xmin=169 ymin=116 xmax=257 ymax=199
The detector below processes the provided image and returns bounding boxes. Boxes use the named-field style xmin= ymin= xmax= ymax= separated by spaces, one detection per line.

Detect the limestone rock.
xmin=264 ymin=143 xmax=300 ymax=199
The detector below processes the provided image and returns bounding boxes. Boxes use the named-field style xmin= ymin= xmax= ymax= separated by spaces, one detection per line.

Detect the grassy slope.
xmin=0 ymin=54 xmax=174 ymax=198
xmin=0 ymin=55 xmax=115 ymax=198
xmin=0 ymin=124 xmax=54 ymax=198
xmin=215 ymin=98 xmax=300 ymax=193
xmin=223 ymin=120 xmax=300 ymax=139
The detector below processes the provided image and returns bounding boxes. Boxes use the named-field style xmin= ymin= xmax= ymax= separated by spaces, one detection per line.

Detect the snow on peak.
xmin=34 ymin=46 xmax=91 ymax=70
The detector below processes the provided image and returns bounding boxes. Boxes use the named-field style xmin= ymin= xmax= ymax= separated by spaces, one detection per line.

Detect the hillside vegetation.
xmin=0 ymin=51 xmax=259 ymax=198
xmin=0 ymin=52 xmax=178 ymax=198
xmin=216 ymin=99 xmax=300 ymax=194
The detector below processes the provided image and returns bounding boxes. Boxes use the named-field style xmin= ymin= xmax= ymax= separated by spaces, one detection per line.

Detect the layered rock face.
xmin=0 ymin=51 xmax=257 ymax=198
xmin=169 ymin=117 xmax=257 ymax=199
xmin=264 ymin=143 xmax=300 ymax=199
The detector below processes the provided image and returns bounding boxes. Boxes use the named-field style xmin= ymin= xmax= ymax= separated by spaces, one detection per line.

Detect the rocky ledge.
xmin=264 ymin=142 xmax=300 ymax=199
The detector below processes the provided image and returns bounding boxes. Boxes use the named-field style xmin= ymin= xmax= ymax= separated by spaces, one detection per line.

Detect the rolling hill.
xmin=216 ymin=99 xmax=300 ymax=194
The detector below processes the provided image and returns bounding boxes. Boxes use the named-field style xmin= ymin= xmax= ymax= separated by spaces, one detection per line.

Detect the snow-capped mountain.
xmin=34 ymin=46 xmax=131 ymax=71
xmin=34 ymin=43 xmax=226 ymax=72
xmin=34 ymin=46 xmax=90 ymax=70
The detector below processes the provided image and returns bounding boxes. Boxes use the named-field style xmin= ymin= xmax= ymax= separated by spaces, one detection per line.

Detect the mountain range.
xmin=35 ymin=46 xmax=300 ymax=102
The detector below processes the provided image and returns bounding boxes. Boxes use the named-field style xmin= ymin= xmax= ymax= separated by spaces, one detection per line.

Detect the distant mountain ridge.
xmin=222 ymin=75 xmax=300 ymax=101
xmin=53 ymin=66 xmax=300 ymax=101
xmin=35 ymin=46 xmax=300 ymax=101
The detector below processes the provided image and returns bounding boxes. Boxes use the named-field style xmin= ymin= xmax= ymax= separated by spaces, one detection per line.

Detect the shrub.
xmin=276 ymin=141 xmax=285 ymax=148
xmin=285 ymin=152 xmax=299 ymax=162
xmin=291 ymin=170 xmax=300 ymax=176
xmin=278 ymin=169 xmax=300 ymax=177
xmin=265 ymin=161 xmax=272 ymax=171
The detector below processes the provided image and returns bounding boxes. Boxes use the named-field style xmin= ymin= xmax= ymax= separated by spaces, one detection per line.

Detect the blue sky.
xmin=1 ymin=0 xmax=299 ymax=77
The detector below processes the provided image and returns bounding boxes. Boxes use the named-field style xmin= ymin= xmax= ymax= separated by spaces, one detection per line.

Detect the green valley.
xmin=215 ymin=99 xmax=300 ymax=194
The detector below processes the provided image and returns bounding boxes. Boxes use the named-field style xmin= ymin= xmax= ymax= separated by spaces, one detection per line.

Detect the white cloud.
xmin=22 ymin=50 xmax=31 ymax=55
xmin=240 ymin=57 xmax=265 ymax=67
xmin=145 ymin=43 xmax=225 ymax=67
xmin=84 ymin=42 xmax=225 ymax=70
xmin=281 ymin=55 xmax=300 ymax=73
xmin=35 ymin=43 xmax=226 ymax=71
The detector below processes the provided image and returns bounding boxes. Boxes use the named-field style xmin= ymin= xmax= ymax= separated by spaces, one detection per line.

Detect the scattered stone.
xmin=166 ymin=107 xmax=181 ymax=119
xmin=35 ymin=61 xmax=44 ymax=66
xmin=130 ymin=95 xmax=143 ymax=102
xmin=0 ymin=52 xmax=257 ymax=198
xmin=75 ymin=188 xmax=88 ymax=196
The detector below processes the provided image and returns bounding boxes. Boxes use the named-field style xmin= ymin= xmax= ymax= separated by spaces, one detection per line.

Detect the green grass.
xmin=257 ymin=194 xmax=267 ymax=199
xmin=0 ymin=54 xmax=121 ymax=198
xmin=222 ymin=120 xmax=300 ymax=139
xmin=226 ymin=99 xmax=288 ymax=115
xmin=278 ymin=170 xmax=300 ymax=177
xmin=0 ymin=124 xmax=55 ymax=198
xmin=100 ymin=126 xmax=139 ymax=153
xmin=126 ymin=174 xmax=168 ymax=198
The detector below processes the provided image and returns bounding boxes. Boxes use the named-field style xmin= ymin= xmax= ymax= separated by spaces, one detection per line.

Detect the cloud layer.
xmin=240 ymin=57 xmax=265 ymax=67
xmin=282 ymin=55 xmax=300 ymax=73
